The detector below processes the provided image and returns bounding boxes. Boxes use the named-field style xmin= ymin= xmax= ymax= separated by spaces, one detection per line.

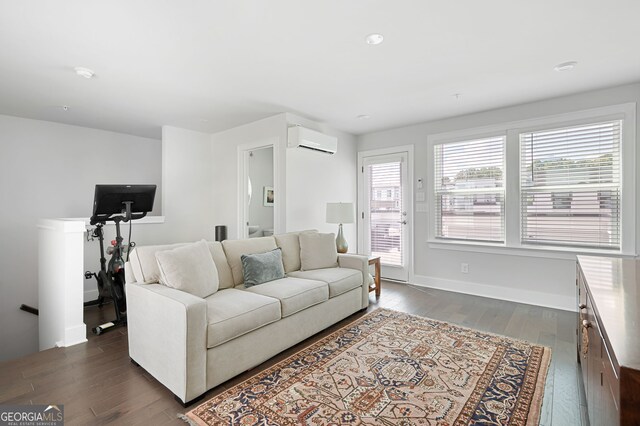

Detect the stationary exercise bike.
xmin=84 ymin=184 xmax=156 ymax=335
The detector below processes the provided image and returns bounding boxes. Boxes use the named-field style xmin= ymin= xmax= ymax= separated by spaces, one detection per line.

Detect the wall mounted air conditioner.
xmin=287 ymin=126 xmax=337 ymax=154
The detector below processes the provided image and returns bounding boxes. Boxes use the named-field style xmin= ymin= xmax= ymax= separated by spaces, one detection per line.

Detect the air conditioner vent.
xmin=287 ymin=126 xmax=337 ymax=154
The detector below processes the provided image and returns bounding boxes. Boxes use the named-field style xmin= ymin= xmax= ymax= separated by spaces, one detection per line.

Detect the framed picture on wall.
xmin=263 ymin=186 xmax=274 ymax=207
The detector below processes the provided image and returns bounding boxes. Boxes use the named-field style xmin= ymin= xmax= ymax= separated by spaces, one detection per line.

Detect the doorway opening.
xmin=237 ymin=138 xmax=281 ymax=239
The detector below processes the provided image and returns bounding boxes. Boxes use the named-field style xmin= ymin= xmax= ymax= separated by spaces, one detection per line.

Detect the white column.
xmin=38 ymin=219 xmax=87 ymax=350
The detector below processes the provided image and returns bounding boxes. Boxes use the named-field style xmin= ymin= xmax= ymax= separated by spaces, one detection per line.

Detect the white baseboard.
xmin=59 ymin=324 xmax=87 ymax=348
xmin=410 ymin=274 xmax=576 ymax=312
xmin=84 ymin=289 xmax=99 ymax=303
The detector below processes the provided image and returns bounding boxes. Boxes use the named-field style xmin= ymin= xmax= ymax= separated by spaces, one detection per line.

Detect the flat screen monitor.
xmin=91 ymin=184 xmax=156 ymax=224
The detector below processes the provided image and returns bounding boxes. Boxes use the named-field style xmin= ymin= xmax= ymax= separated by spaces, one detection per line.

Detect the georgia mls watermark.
xmin=0 ymin=405 xmax=64 ymax=426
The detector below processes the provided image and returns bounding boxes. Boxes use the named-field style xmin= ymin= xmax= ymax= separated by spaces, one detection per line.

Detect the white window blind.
xmin=368 ymin=161 xmax=403 ymax=266
xmin=434 ymin=136 xmax=505 ymax=242
xmin=520 ymin=120 xmax=622 ymax=249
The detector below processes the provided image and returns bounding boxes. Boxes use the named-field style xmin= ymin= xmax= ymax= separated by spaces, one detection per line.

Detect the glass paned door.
xmin=362 ymin=152 xmax=409 ymax=281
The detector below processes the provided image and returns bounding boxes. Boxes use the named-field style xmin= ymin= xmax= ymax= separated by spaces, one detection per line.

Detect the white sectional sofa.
xmin=124 ymin=231 xmax=370 ymax=404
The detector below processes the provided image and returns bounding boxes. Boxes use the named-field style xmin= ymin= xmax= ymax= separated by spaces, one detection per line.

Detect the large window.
xmin=428 ymin=104 xmax=635 ymax=255
xmin=434 ymin=136 xmax=505 ymax=242
xmin=520 ymin=121 xmax=621 ymax=250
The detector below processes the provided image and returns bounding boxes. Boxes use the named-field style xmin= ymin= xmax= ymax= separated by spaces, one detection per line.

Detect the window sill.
xmin=427 ymin=239 xmax=636 ymax=260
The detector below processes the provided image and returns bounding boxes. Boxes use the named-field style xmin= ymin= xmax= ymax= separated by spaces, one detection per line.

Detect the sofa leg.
xmin=176 ymin=393 xmax=205 ymax=408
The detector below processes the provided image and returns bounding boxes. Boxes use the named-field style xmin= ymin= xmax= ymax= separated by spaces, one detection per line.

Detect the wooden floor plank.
xmin=0 ymin=380 xmax=33 ymax=402
xmin=551 ymin=344 xmax=583 ymax=425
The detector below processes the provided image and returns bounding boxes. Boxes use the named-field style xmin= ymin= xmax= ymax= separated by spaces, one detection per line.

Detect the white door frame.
xmin=358 ymin=145 xmax=414 ymax=282
xmin=237 ymin=137 xmax=282 ymax=239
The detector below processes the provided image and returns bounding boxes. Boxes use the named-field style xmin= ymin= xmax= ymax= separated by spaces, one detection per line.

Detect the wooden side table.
xmin=367 ymin=256 xmax=381 ymax=297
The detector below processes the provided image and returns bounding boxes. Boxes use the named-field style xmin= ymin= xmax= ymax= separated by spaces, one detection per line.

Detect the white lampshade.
xmin=326 ymin=202 xmax=355 ymax=224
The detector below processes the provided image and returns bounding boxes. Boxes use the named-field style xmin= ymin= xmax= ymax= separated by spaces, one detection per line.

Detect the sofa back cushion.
xmin=155 ymin=240 xmax=219 ymax=298
xmin=274 ymin=230 xmax=317 ymax=273
xmin=128 ymin=241 xmax=234 ymax=289
xmin=299 ymin=232 xmax=338 ymax=271
xmin=222 ymin=236 xmax=278 ymax=285
xmin=207 ymin=241 xmax=234 ymax=290
xmin=129 ymin=243 xmax=186 ymax=284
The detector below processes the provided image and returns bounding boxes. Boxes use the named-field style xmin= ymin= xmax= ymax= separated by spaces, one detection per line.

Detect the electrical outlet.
xmin=461 ymin=263 xmax=469 ymax=274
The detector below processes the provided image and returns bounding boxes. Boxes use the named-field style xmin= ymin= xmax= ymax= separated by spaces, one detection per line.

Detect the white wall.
xmin=210 ymin=113 xmax=358 ymax=248
xmin=285 ymin=113 xmax=358 ymax=249
xmin=211 ymin=114 xmax=288 ymax=240
xmin=161 ymin=126 xmax=214 ymax=242
xmin=357 ymin=83 xmax=640 ymax=311
xmin=0 ymin=115 xmax=162 ymax=361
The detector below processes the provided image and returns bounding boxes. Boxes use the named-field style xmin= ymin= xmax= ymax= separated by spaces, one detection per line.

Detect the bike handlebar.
xmin=89 ymin=210 xmax=148 ymax=225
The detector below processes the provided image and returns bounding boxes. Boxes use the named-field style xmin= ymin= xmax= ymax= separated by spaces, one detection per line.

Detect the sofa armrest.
xmin=338 ymin=254 xmax=370 ymax=309
xmin=126 ymin=282 xmax=207 ymax=403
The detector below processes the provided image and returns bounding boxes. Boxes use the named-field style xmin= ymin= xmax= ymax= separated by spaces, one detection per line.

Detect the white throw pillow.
xmin=299 ymin=232 xmax=338 ymax=271
xmin=155 ymin=240 xmax=219 ymax=298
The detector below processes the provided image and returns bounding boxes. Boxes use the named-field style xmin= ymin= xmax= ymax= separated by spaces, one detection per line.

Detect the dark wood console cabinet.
xmin=576 ymin=256 xmax=640 ymax=426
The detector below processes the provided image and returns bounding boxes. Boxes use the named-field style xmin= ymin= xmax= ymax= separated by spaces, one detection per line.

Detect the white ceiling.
xmin=0 ymin=1 xmax=639 ymax=139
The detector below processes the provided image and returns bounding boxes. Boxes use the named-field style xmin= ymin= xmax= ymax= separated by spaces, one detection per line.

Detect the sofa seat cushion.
xmin=205 ymin=289 xmax=281 ymax=349
xmin=244 ymin=277 xmax=328 ymax=318
xmin=288 ymin=268 xmax=362 ymax=298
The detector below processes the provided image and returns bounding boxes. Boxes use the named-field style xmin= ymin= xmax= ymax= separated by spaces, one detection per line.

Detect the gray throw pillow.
xmin=241 ymin=248 xmax=285 ymax=287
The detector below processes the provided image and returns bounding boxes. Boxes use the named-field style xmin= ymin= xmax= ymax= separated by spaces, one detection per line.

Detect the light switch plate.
xmin=416 ymin=192 xmax=425 ymax=202
xmin=415 ymin=202 xmax=428 ymax=212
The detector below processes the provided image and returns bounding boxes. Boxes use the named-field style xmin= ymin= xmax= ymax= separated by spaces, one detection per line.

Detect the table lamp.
xmin=326 ymin=202 xmax=355 ymax=253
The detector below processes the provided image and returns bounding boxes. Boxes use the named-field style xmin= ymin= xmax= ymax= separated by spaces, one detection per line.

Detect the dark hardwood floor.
xmin=0 ymin=282 xmax=584 ymax=425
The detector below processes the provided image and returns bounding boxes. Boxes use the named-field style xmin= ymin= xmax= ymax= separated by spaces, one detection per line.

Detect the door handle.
xmin=400 ymin=220 xmax=407 ymax=225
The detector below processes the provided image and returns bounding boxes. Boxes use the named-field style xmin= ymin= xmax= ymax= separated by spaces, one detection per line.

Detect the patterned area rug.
xmin=182 ymin=308 xmax=551 ymax=425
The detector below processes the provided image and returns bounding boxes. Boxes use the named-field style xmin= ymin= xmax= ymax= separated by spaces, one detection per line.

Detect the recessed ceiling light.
xmin=357 ymin=114 xmax=371 ymax=120
xmin=554 ymin=61 xmax=577 ymax=72
xmin=365 ymin=33 xmax=384 ymax=45
xmin=74 ymin=67 xmax=95 ymax=79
